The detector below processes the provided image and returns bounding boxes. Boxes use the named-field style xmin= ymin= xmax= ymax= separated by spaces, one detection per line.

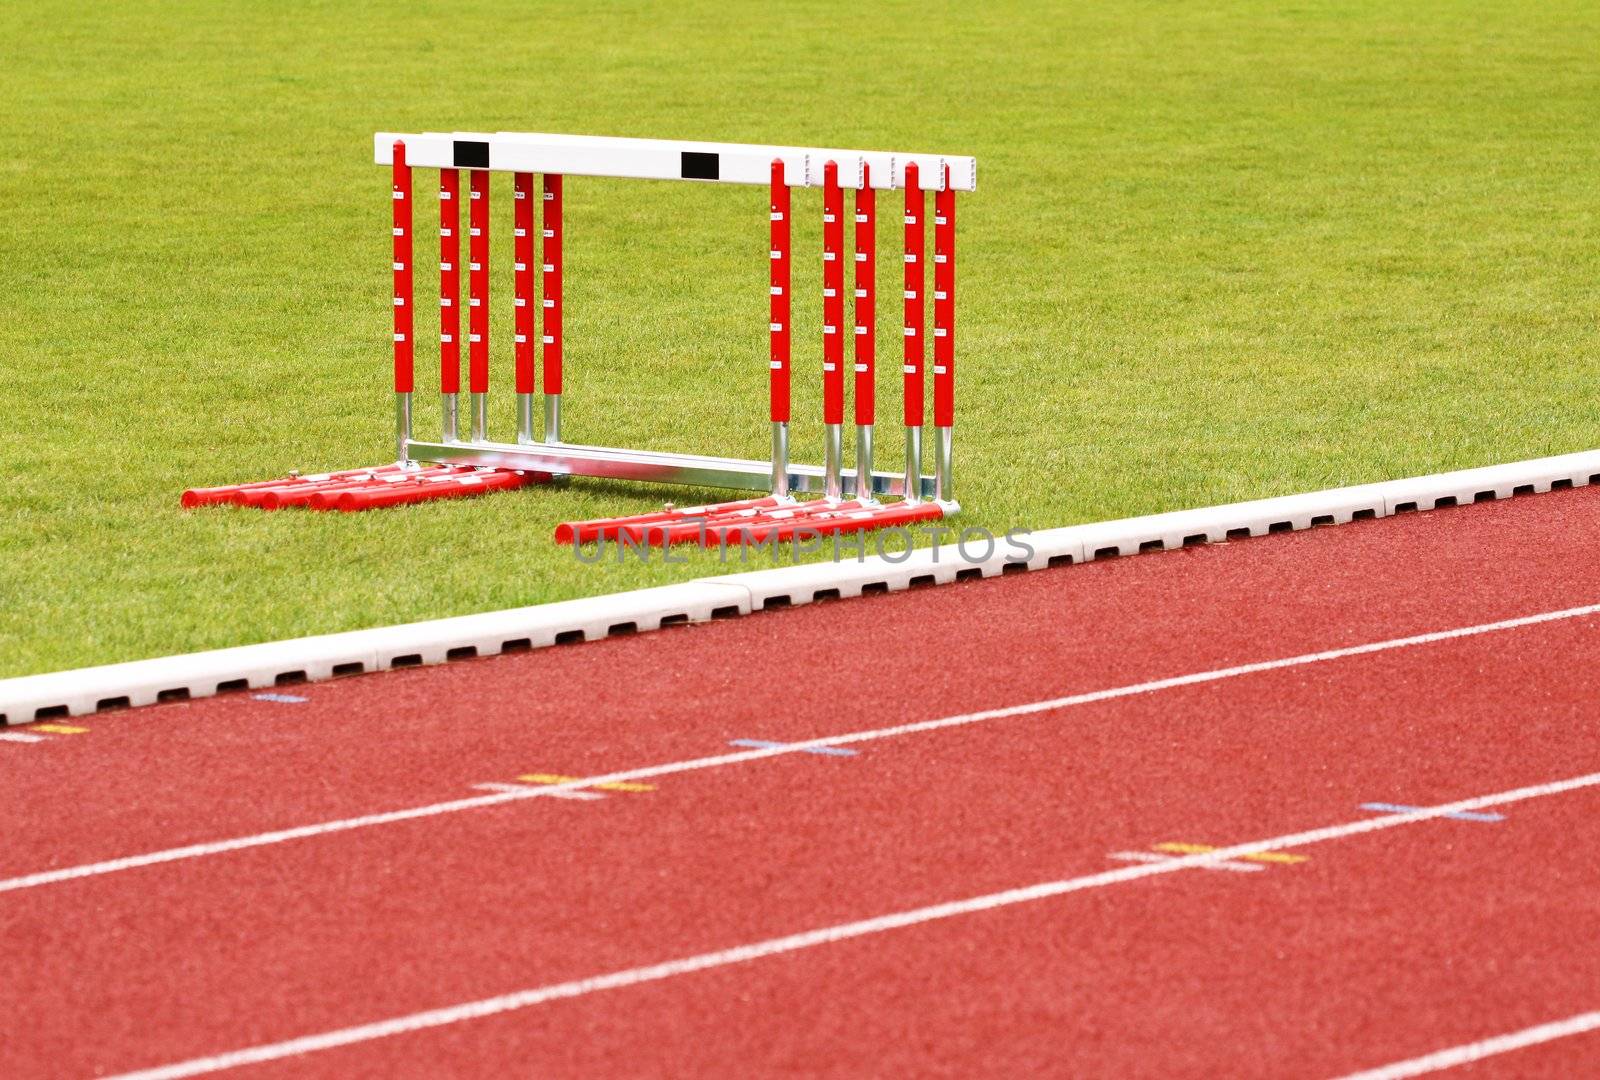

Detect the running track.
xmin=5 ymin=487 xmax=1600 ymax=1078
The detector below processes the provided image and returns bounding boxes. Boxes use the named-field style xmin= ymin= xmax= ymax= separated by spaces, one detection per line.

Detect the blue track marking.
xmin=1361 ymin=801 xmax=1504 ymax=822
xmin=252 ymin=693 xmax=309 ymax=704
xmin=729 ymin=738 xmax=857 ymax=757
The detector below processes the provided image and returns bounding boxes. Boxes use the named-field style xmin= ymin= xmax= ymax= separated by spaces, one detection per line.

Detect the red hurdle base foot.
xmin=181 ymin=465 xmax=548 ymax=512
xmin=554 ymin=496 xmax=948 ymax=546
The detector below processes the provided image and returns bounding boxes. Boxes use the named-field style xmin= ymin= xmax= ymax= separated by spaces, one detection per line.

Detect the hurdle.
xmin=182 ymin=131 xmax=977 ymax=542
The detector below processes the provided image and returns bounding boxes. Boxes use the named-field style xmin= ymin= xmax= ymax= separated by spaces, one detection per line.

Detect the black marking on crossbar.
xmin=681 ymin=151 xmax=720 ymax=180
xmin=454 ymin=140 xmax=490 ymax=169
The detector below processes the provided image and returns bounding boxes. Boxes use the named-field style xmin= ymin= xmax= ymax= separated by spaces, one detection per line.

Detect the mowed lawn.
xmin=2 ymin=1 xmax=1597 ymax=676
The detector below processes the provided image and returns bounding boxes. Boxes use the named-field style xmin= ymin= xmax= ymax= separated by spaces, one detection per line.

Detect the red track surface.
xmin=6 ymin=488 xmax=1600 ymax=1078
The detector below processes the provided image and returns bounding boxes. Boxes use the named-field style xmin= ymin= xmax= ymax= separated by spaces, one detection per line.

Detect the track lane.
xmin=7 ymin=604 xmax=1600 ymax=1077
xmin=4 ymin=486 xmax=1598 ymax=880
xmin=219 ymin=787 xmax=1600 ymax=1080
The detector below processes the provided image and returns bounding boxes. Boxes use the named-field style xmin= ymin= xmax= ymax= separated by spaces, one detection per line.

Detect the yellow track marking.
xmin=1238 ymin=851 xmax=1308 ymax=864
xmin=32 ymin=724 xmax=89 ymax=735
xmin=1154 ymin=842 xmax=1307 ymax=864
xmin=517 ymin=773 xmax=655 ymax=793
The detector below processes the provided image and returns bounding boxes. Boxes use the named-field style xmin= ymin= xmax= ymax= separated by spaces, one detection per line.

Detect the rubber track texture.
xmin=3 ymin=486 xmax=1599 ymax=1077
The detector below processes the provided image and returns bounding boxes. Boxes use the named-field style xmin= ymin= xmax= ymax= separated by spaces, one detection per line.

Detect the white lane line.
xmin=0 ymin=788 xmax=549 ymax=894
xmin=1108 ymin=851 xmax=1263 ymax=872
xmin=5 ymin=600 xmax=1598 ymax=896
xmin=105 ymin=770 xmax=1600 ymax=1080
xmin=1334 ymin=1009 xmax=1600 ymax=1079
xmin=472 ymin=782 xmax=604 ymax=802
xmin=0 ymin=732 xmax=47 ymax=743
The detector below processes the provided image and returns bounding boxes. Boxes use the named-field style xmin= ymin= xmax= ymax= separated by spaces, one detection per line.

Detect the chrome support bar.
xmin=441 ymin=392 xmax=460 ymax=443
xmin=407 ymin=438 xmax=936 ymax=499
xmin=905 ymin=424 xmax=923 ymax=503
xmin=516 ymin=394 xmax=535 ymax=445
xmin=854 ymin=423 xmax=875 ymax=501
xmin=470 ymin=392 xmax=488 ymax=442
xmin=544 ymin=395 xmax=562 ymax=444
xmin=824 ymin=423 xmax=843 ymax=501
xmin=935 ymin=425 xmax=953 ymax=503
xmin=394 ymin=392 xmax=413 ymax=464
xmin=771 ymin=421 xmax=790 ymax=498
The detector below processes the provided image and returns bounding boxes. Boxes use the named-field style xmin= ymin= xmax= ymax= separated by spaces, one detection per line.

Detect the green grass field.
xmin=3 ymin=1 xmax=1597 ymax=677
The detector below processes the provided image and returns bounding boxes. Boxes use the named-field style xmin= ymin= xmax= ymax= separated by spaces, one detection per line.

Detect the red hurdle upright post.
xmin=542 ymin=174 xmax=564 ymax=443
xmin=769 ymin=159 xmax=792 ymax=498
xmin=903 ymin=162 xmax=925 ymax=500
xmin=391 ymin=141 xmax=413 ymax=463
xmin=468 ymin=169 xmax=491 ymax=442
xmin=439 ymin=168 xmax=461 ymax=442
xmin=853 ymin=162 xmax=876 ymax=499
xmin=513 ymin=171 xmax=537 ymax=444
xmin=933 ymin=166 xmax=956 ymax=502
xmin=821 ymin=161 xmax=845 ymax=501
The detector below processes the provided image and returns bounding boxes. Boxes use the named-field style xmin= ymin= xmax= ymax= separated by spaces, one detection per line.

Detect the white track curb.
xmin=4 ymin=450 xmax=1597 ymax=725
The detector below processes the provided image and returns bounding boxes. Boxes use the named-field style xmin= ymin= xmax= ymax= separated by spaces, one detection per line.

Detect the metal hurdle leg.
xmin=769 ymin=159 xmax=792 ymax=498
xmin=821 ymin=161 xmax=845 ymax=501
xmin=439 ymin=168 xmax=461 ymax=442
xmin=853 ymin=162 xmax=876 ymax=499
xmin=903 ymin=163 xmax=925 ymax=502
xmin=933 ymin=166 xmax=956 ymax=504
xmin=513 ymin=172 xmax=537 ymax=444
xmin=468 ymin=169 xmax=490 ymax=442
xmin=392 ymin=141 xmax=414 ymax=464
xmin=542 ymin=174 xmax=563 ymax=443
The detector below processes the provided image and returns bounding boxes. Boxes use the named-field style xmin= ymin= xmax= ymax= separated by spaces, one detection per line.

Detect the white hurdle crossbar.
xmin=375 ymin=132 xmax=976 ymax=192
